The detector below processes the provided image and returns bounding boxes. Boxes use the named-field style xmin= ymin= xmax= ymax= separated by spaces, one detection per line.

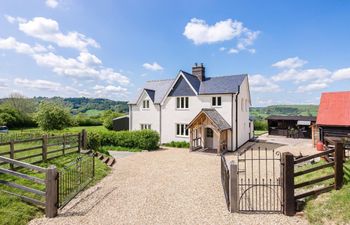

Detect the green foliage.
xmin=35 ymin=102 xmax=73 ymax=130
xmin=88 ymin=130 xmax=160 ymax=151
xmin=254 ymin=120 xmax=268 ymax=131
xmin=250 ymin=105 xmax=318 ymax=120
xmin=102 ymin=110 xmax=124 ymax=130
xmin=164 ymin=141 xmax=190 ymax=148
xmin=75 ymin=113 xmax=102 ymax=126
xmin=87 ymin=131 xmax=101 ymax=151
xmin=101 ymin=145 xmax=142 ymax=152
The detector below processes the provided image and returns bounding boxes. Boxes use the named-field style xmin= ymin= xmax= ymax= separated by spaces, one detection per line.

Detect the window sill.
xmin=176 ymin=108 xmax=189 ymax=111
xmin=141 ymin=108 xmax=150 ymax=111
xmin=212 ymin=105 xmax=222 ymax=108
xmin=176 ymin=135 xmax=189 ymax=138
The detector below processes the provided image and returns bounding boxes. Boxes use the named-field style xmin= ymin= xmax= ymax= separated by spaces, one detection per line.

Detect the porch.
xmin=188 ymin=108 xmax=231 ymax=155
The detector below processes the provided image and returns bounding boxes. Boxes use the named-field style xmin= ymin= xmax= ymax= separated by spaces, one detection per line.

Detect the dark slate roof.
xmin=202 ymin=108 xmax=231 ymax=131
xmin=181 ymin=71 xmax=200 ymax=93
xmin=128 ymin=79 xmax=174 ymax=104
xmin=266 ymin=115 xmax=316 ymax=122
xmin=145 ymin=89 xmax=155 ymax=102
xmin=199 ymin=74 xmax=247 ymax=94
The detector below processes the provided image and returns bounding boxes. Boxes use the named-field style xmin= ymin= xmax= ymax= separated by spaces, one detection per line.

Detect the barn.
xmin=266 ymin=115 xmax=316 ymax=138
xmin=317 ymin=91 xmax=350 ymax=142
xmin=112 ymin=116 xmax=129 ymax=131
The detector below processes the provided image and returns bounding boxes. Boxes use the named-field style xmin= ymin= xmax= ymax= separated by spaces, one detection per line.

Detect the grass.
xmin=254 ymin=130 xmax=267 ymax=136
xmin=84 ymin=109 xmax=104 ymax=116
xmin=100 ymin=145 xmax=142 ymax=152
xmin=295 ymin=159 xmax=350 ymax=224
xmin=0 ymin=153 xmax=110 ymax=225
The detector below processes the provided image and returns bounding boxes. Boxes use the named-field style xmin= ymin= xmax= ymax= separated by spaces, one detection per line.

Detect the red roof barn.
xmin=317 ymin=91 xmax=350 ymax=141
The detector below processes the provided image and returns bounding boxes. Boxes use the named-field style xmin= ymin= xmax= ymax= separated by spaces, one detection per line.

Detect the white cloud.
xmin=228 ymin=48 xmax=239 ymax=54
xmin=4 ymin=15 xmax=26 ymax=24
xmin=45 ymin=0 xmax=59 ymax=8
xmin=296 ymin=80 xmax=330 ymax=93
xmin=142 ymin=62 xmax=164 ymax=71
xmin=272 ymin=57 xmax=307 ymax=69
xmin=77 ymin=52 xmax=102 ymax=65
xmin=332 ymin=67 xmax=350 ymax=80
xmin=0 ymin=37 xmax=47 ymax=55
xmin=219 ymin=47 xmax=226 ymax=51
xmin=18 ymin=17 xmax=99 ymax=51
xmin=249 ymin=74 xmax=280 ymax=92
xmin=93 ymin=84 xmax=128 ymax=98
xmin=272 ymin=68 xmax=331 ymax=82
xmin=0 ymin=79 xmax=8 ymax=89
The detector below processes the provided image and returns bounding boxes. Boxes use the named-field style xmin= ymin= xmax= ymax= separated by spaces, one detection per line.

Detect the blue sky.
xmin=0 ymin=0 xmax=350 ymax=106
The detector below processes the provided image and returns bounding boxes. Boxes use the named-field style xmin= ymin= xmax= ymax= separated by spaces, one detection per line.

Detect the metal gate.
xmin=237 ymin=148 xmax=283 ymax=213
xmin=57 ymin=154 xmax=95 ymax=208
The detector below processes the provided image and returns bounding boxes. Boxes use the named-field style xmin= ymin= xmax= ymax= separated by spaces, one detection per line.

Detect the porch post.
xmin=217 ymin=132 xmax=221 ymax=155
xmin=201 ymin=125 xmax=205 ymax=149
xmin=189 ymin=128 xmax=193 ymax=152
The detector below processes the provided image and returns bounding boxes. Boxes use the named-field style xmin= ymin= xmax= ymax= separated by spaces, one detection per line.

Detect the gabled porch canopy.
xmin=187 ymin=108 xmax=231 ymax=155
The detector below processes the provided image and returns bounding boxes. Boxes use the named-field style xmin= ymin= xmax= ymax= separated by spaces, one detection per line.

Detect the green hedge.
xmin=163 ymin=141 xmax=190 ymax=148
xmin=87 ymin=130 xmax=160 ymax=151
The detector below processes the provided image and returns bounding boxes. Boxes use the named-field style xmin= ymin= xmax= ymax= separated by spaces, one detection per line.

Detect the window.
xmin=142 ymin=100 xmax=150 ymax=109
xmin=206 ymin=128 xmax=213 ymax=137
xmin=176 ymin=124 xmax=189 ymax=136
xmin=212 ymin=96 xmax=222 ymax=107
xmin=176 ymin=97 xmax=189 ymax=109
xmin=141 ymin=124 xmax=151 ymax=130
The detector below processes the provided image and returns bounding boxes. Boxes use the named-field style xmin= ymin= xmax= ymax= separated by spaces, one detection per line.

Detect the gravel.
xmin=29 ymin=147 xmax=307 ymax=225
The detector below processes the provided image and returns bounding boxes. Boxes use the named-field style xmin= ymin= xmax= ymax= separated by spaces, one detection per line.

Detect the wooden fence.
xmin=220 ymin=154 xmax=238 ymax=213
xmin=282 ymin=141 xmax=345 ymax=216
xmin=0 ymin=156 xmax=58 ymax=217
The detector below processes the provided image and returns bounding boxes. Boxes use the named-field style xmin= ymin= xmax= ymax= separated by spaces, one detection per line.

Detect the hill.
xmin=250 ymin=105 xmax=318 ymax=120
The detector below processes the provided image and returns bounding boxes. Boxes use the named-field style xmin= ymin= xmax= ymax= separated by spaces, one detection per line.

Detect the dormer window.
xmin=143 ymin=100 xmax=150 ymax=109
xmin=176 ymin=97 xmax=189 ymax=109
xmin=212 ymin=96 xmax=222 ymax=107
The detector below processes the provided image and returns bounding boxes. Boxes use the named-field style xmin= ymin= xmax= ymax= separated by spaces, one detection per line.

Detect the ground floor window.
xmin=141 ymin=124 xmax=151 ymax=130
xmin=206 ymin=128 xmax=214 ymax=137
xmin=176 ymin=123 xmax=188 ymax=136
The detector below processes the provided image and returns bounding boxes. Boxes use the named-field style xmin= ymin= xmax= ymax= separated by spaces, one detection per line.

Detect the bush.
xmin=254 ymin=120 xmax=268 ymax=131
xmin=102 ymin=110 xmax=125 ymax=130
xmin=75 ymin=113 xmax=102 ymax=126
xmin=87 ymin=130 xmax=160 ymax=151
xmin=34 ymin=102 xmax=73 ymax=130
xmin=87 ymin=131 xmax=101 ymax=151
xmin=164 ymin=141 xmax=190 ymax=148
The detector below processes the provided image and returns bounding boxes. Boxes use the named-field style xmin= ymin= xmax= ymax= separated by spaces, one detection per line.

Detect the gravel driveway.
xmin=30 ymin=148 xmax=307 ymax=225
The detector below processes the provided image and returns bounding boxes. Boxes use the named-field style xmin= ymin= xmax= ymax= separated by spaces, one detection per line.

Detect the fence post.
xmin=62 ymin=134 xmax=66 ymax=155
xmin=282 ymin=152 xmax=295 ymax=216
xmin=45 ymin=165 xmax=58 ymax=218
xmin=42 ymin=135 xmax=48 ymax=161
xmin=334 ymin=141 xmax=344 ymax=190
xmin=78 ymin=133 xmax=82 ymax=153
xmin=9 ymin=140 xmax=15 ymax=170
xmin=229 ymin=161 xmax=238 ymax=213
xmin=82 ymin=129 xmax=88 ymax=150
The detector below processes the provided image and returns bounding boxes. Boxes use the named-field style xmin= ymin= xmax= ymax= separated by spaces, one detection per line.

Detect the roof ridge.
xmin=205 ymin=74 xmax=248 ymax=79
xmin=146 ymin=78 xmax=174 ymax=82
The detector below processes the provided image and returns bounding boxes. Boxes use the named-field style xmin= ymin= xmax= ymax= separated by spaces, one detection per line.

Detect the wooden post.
xmin=45 ymin=165 xmax=58 ymax=218
xmin=189 ymin=128 xmax=193 ymax=152
xmin=334 ymin=142 xmax=344 ymax=190
xmin=42 ymin=135 xmax=48 ymax=161
xmin=229 ymin=161 xmax=238 ymax=213
xmin=282 ymin=152 xmax=295 ymax=216
xmin=217 ymin=132 xmax=221 ymax=155
xmin=82 ymin=129 xmax=88 ymax=150
xmin=78 ymin=133 xmax=82 ymax=153
xmin=9 ymin=140 xmax=14 ymax=170
xmin=62 ymin=134 xmax=66 ymax=155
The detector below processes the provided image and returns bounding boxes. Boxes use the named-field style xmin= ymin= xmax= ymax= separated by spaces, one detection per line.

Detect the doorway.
xmin=205 ymin=127 xmax=214 ymax=149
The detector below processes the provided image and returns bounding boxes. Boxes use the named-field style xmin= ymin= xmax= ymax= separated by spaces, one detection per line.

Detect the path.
xmin=30 ymin=148 xmax=307 ymax=225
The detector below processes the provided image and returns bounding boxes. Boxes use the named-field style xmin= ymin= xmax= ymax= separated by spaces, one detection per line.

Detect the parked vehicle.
xmin=0 ymin=126 xmax=9 ymax=133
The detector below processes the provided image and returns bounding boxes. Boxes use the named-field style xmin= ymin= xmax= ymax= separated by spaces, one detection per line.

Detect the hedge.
xmin=163 ymin=141 xmax=190 ymax=148
xmin=87 ymin=129 xmax=160 ymax=151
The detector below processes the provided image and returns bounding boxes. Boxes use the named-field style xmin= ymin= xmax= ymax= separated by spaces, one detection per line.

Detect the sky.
xmin=0 ymin=0 xmax=350 ymax=106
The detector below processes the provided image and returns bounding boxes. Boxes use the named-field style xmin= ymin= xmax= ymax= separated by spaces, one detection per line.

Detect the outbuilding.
xmin=317 ymin=91 xmax=350 ymax=142
xmin=112 ymin=116 xmax=129 ymax=131
xmin=266 ymin=115 xmax=316 ymax=138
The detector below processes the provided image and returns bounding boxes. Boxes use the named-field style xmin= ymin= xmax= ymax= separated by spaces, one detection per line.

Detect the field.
xmin=0 ymin=153 xmax=110 ymax=225
xmin=251 ymin=105 xmax=319 ymax=120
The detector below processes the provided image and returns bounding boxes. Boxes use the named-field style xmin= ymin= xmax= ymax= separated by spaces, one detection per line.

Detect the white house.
xmin=128 ymin=63 xmax=253 ymax=154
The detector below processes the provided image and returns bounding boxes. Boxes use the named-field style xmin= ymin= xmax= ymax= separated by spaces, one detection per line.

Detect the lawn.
xmin=0 ymin=153 xmax=110 ymax=225
xmin=254 ymin=130 xmax=267 ymax=136
xmin=295 ymin=159 xmax=350 ymax=224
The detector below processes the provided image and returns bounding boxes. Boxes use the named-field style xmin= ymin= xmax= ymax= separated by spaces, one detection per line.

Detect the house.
xmin=266 ymin=115 xmax=316 ymax=138
xmin=317 ymin=91 xmax=350 ymax=142
xmin=128 ymin=63 xmax=252 ymax=154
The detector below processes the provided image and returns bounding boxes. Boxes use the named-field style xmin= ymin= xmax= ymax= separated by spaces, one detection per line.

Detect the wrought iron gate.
xmin=57 ymin=154 xmax=95 ymax=208
xmin=237 ymin=148 xmax=282 ymax=213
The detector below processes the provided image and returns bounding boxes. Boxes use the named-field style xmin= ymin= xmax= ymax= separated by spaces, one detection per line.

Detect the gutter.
xmin=235 ymin=85 xmax=240 ymax=150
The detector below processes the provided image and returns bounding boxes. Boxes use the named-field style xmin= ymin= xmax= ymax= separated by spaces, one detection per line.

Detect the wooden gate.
xmin=237 ymin=148 xmax=283 ymax=213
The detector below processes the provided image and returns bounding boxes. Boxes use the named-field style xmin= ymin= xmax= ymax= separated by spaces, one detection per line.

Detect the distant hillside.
xmin=250 ymin=105 xmax=318 ymax=120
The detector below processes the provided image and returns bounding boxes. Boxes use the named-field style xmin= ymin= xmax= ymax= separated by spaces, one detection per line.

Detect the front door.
xmin=205 ymin=128 xmax=214 ymax=149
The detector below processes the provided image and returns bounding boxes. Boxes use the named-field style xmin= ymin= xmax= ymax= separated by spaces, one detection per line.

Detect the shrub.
xmin=87 ymin=129 xmax=160 ymax=151
xmin=87 ymin=131 xmax=101 ymax=151
xmin=164 ymin=141 xmax=190 ymax=148
xmin=75 ymin=113 xmax=102 ymax=126
xmin=34 ymin=102 xmax=73 ymax=130
xmin=102 ymin=110 xmax=125 ymax=130
xmin=254 ymin=120 xmax=268 ymax=131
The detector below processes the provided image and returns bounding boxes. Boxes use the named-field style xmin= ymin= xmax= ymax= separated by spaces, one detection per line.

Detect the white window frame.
xmin=142 ymin=100 xmax=150 ymax=109
xmin=176 ymin=97 xmax=189 ymax=109
xmin=212 ymin=96 xmax=222 ymax=107
xmin=140 ymin=124 xmax=151 ymax=130
xmin=176 ymin=123 xmax=189 ymax=137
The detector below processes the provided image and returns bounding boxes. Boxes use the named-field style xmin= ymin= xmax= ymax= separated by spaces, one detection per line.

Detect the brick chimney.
xmin=192 ymin=63 xmax=205 ymax=81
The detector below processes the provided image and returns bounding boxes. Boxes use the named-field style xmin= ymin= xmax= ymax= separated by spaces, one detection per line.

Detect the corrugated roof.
xmin=316 ymin=91 xmax=350 ymax=126
xmin=267 ymin=115 xmax=316 ymax=121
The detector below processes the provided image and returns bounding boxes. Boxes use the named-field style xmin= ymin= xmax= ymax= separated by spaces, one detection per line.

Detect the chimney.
xmin=192 ymin=63 xmax=205 ymax=81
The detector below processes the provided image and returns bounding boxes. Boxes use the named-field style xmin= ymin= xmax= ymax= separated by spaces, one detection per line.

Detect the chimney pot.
xmin=192 ymin=63 xmax=205 ymax=82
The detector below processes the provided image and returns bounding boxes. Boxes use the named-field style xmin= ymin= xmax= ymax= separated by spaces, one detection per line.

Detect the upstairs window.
xmin=176 ymin=124 xmax=189 ymax=136
xmin=212 ymin=96 xmax=222 ymax=107
xmin=142 ymin=100 xmax=150 ymax=109
xmin=141 ymin=124 xmax=151 ymax=130
xmin=176 ymin=97 xmax=189 ymax=109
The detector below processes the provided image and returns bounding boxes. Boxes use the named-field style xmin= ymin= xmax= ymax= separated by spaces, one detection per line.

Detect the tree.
xmin=3 ymin=93 xmax=37 ymax=115
xmin=35 ymin=102 xmax=73 ymax=130
xmin=102 ymin=110 xmax=124 ymax=130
